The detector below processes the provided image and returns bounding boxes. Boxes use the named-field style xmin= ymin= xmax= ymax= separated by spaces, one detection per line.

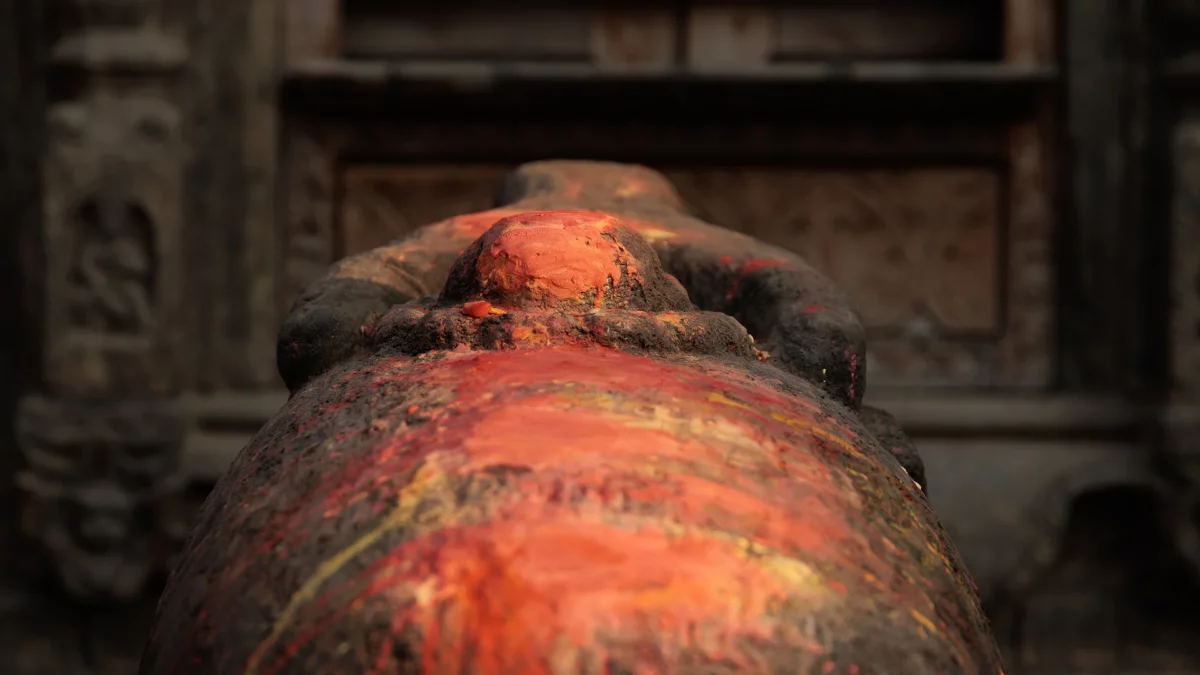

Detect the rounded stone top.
xmin=371 ymin=209 xmax=762 ymax=362
xmin=439 ymin=210 xmax=691 ymax=313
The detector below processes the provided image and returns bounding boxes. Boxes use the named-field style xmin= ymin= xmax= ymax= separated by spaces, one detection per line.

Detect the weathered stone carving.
xmin=43 ymin=94 xmax=184 ymax=397
xmin=15 ymin=396 xmax=187 ymax=601
xmin=145 ymin=162 xmax=998 ymax=674
xmin=20 ymin=0 xmax=190 ymax=607
xmin=67 ymin=193 xmax=157 ymax=337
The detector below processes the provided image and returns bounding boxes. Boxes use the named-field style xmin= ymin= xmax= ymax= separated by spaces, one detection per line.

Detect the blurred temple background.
xmin=3 ymin=0 xmax=1200 ymax=673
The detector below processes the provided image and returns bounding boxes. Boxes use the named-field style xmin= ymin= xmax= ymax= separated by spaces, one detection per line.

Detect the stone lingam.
xmin=140 ymin=161 xmax=1000 ymax=675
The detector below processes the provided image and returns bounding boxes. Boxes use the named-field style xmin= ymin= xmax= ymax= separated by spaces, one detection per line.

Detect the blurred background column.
xmin=1 ymin=0 xmax=277 ymax=672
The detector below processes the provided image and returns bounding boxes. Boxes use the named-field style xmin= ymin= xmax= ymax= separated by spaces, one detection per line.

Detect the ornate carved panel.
xmin=331 ymin=162 xmax=1050 ymax=388
xmin=14 ymin=396 xmax=187 ymax=601
xmin=19 ymin=0 xmax=193 ymax=617
xmin=43 ymin=95 xmax=185 ymax=397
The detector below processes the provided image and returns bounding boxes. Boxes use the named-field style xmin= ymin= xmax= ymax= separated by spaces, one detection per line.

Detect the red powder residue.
xmin=370 ymin=519 xmax=790 ymax=674
xmin=725 ymin=258 xmax=789 ymax=301
xmin=456 ymin=398 xmax=853 ymax=559
xmin=461 ymin=301 xmax=493 ymax=318
xmin=740 ymin=259 xmax=785 ymax=275
xmin=509 ymin=325 xmax=551 ymax=347
xmin=475 ymin=212 xmax=627 ymax=307
xmin=443 ymin=348 xmax=835 ymax=437
xmin=844 ymin=346 xmax=860 ymax=406
xmin=245 ymin=347 xmax=861 ymax=571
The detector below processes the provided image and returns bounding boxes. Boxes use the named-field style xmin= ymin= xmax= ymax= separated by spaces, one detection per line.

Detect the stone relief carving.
xmin=67 ymin=195 xmax=157 ymax=336
xmin=15 ymin=0 xmax=191 ymax=617
xmin=43 ymin=95 xmax=183 ymax=396
xmin=15 ymin=396 xmax=188 ymax=601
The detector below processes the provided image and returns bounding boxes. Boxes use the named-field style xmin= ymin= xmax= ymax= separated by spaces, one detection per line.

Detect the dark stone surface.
xmin=149 ymin=204 xmax=998 ymax=674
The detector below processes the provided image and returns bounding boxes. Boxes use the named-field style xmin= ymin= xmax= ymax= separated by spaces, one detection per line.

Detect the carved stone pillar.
xmin=17 ymin=0 xmax=189 ymax=602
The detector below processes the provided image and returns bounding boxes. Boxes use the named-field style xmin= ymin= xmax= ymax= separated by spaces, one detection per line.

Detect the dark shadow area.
xmin=995 ymin=486 xmax=1200 ymax=673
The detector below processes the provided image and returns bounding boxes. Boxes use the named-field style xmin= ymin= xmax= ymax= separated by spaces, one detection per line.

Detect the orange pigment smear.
xmin=461 ymin=300 xmax=494 ymax=318
xmin=456 ymin=399 xmax=855 ymax=563
xmin=234 ymin=347 xmax=963 ymax=674
xmin=475 ymin=212 xmax=627 ymax=305
xmin=392 ymin=518 xmax=794 ymax=674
